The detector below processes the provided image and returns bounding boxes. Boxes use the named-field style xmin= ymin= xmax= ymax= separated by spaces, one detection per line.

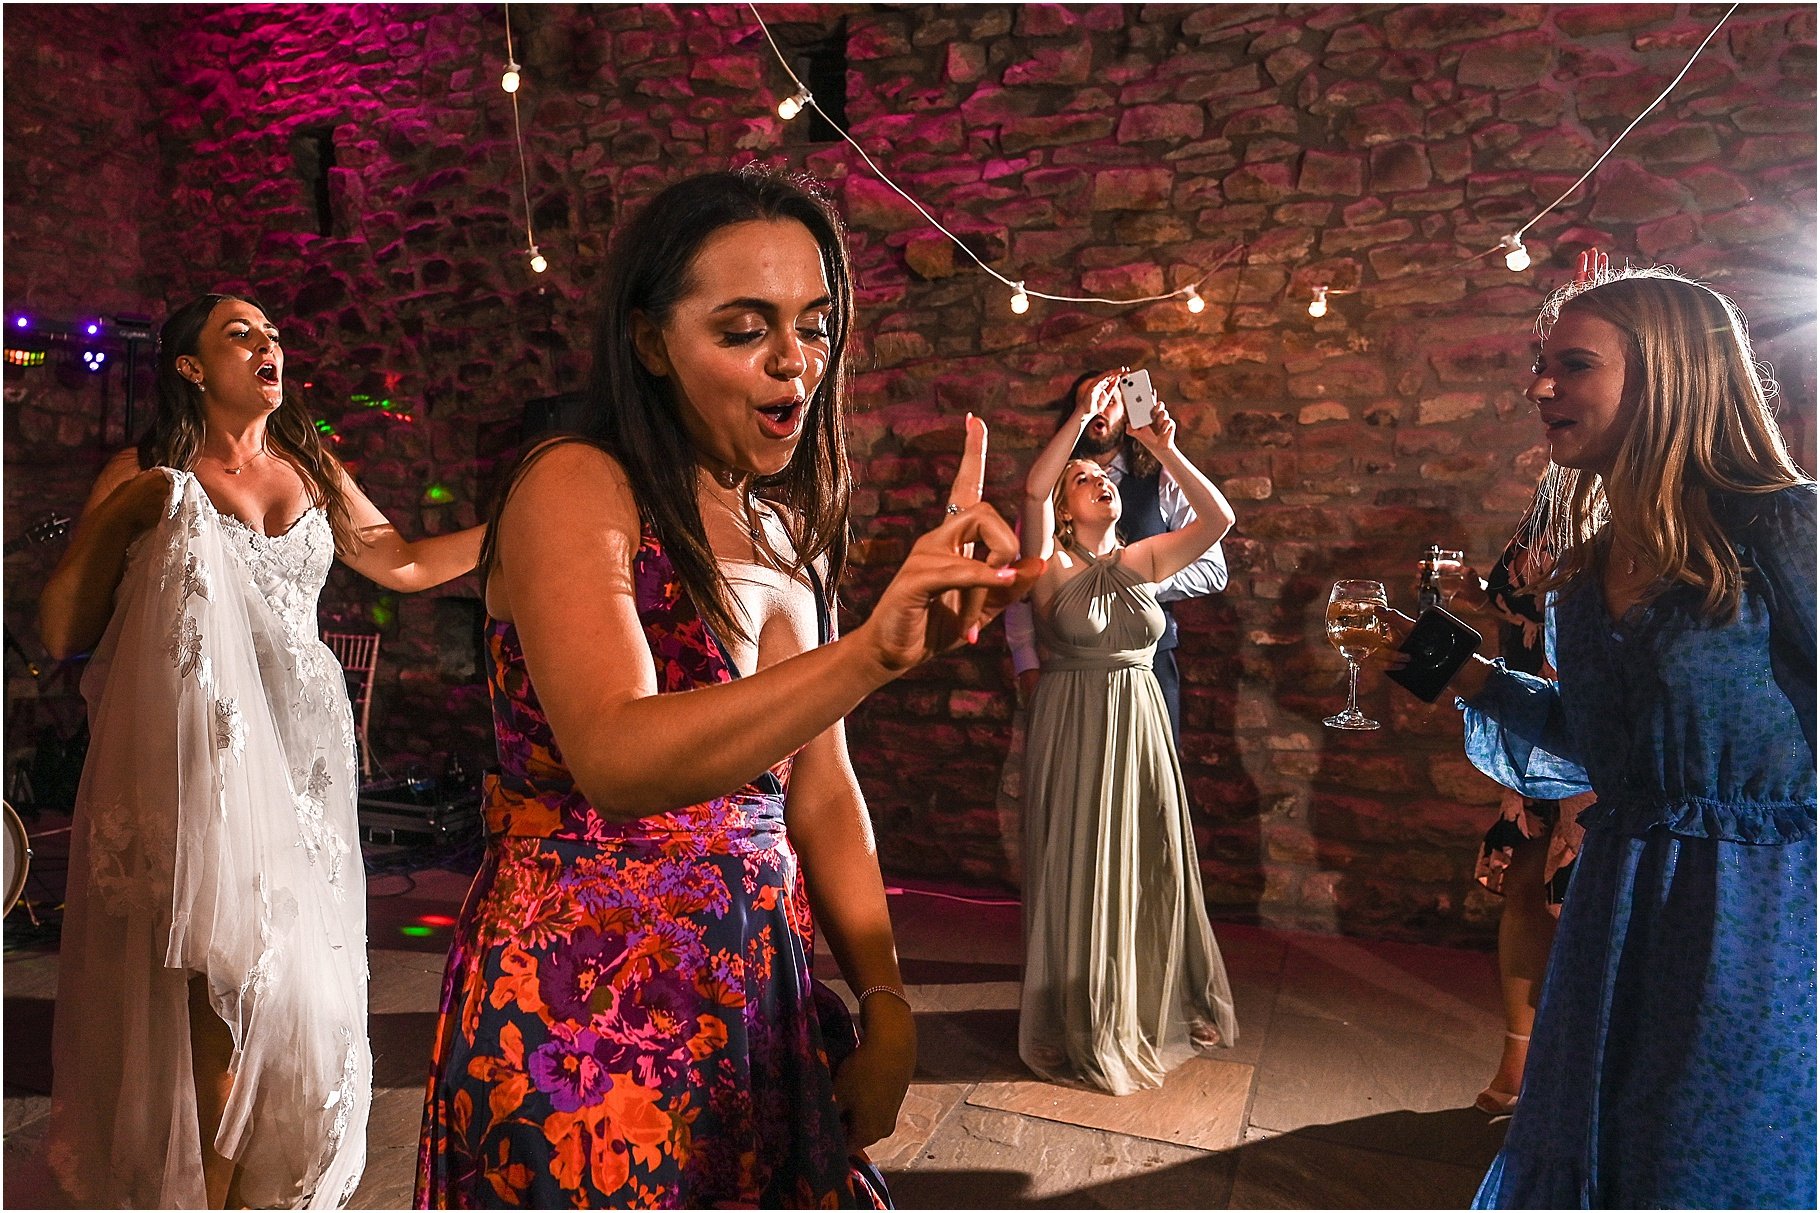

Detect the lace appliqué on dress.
xmin=215 ymin=697 xmax=247 ymax=760
xmin=293 ymin=755 xmax=350 ymax=896
xmin=86 ymin=794 xmax=171 ymax=915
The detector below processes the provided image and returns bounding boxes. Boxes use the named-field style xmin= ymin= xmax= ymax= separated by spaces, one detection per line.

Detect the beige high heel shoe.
xmin=1474 ymin=1031 xmax=1528 ymax=1115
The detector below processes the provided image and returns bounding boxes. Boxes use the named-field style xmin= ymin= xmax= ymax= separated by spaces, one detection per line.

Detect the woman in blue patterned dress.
xmin=1383 ymin=267 xmax=1814 ymax=1207
xmin=414 ymin=169 xmax=1035 ymax=1208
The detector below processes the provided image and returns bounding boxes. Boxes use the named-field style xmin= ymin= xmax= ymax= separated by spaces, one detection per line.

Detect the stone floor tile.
xmin=867 ymin=1079 xmax=972 ymax=1171
xmin=370 ymin=1009 xmax=440 ymax=1090
xmin=887 ymin=890 xmax=1025 ymax=966
xmin=4 ymin=993 xmax=54 ymax=1097
xmin=911 ymin=1005 xmax=1028 ymax=1085
xmin=0 ymin=952 xmax=59 ymax=1000
xmin=1275 ymin=931 xmax=1501 ymax=1033
xmin=366 ymin=948 xmax=451 ymax=1015
xmin=1246 ymin=1009 xmax=1501 ymax=1153
xmin=349 ymin=1144 xmax=418 ymax=1209
xmin=1227 ymin=1120 xmax=1491 ymax=1208
xmin=889 ymin=1103 xmax=1236 ymax=1209
xmin=968 ymin=1057 xmax=1252 ymax=1152
xmin=366 ymin=1084 xmax=429 ymax=1152
xmin=2 ymin=1114 xmax=68 ymax=1208
xmin=3 ymin=1092 xmax=49 ymax=1136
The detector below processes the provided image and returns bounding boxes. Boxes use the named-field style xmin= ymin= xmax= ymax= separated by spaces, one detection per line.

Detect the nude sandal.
xmin=1474 ymin=1032 xmax=1528 ymax=1115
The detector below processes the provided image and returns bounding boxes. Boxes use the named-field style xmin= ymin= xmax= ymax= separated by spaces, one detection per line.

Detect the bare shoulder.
xmin=502 ymin=440 xmax=640 ymax=532
xmin=82 ymin=448 xmax=146 ymax=512
xmin=98 ymin=446 xmax=142 ymax=485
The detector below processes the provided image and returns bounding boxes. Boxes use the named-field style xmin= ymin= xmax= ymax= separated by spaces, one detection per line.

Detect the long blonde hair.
xmin=1529 ymin=267 xmax=1808 ymax=622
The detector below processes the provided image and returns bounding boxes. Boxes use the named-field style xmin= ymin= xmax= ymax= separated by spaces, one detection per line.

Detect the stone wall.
xmin=4 ymin=3 xmax=1813 ymax=943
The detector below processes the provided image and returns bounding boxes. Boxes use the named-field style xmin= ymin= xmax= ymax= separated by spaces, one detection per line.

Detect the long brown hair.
xmin=1528 ymin=267 xmax=1808 ymax=621
xmin=138 ymin=292 xmax=359 ymax=554
xmin=480 ymin=167 xmax=855 ymax=645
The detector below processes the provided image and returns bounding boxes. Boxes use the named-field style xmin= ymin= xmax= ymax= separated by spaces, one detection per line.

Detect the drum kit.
xmin=5 ymin=510 xmax=74 ymax=923
xmin=4 ymin=800 xmax=30 ymax=917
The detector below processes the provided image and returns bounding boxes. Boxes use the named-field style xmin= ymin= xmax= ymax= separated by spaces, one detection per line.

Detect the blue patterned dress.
xmin=1462 ymin=484 xmax=1815 ymax=1208
xmin=415 ymin=527 xmax=888 ymax=1209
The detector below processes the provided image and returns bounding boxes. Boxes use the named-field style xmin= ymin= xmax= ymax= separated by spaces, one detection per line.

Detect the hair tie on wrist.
xmin=857 ymin=984 xmax=912 ymax=1010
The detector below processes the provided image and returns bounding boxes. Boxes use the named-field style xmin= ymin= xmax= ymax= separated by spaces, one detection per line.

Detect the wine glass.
xmin=1323 ymin=580 xmax=1388 ymax=730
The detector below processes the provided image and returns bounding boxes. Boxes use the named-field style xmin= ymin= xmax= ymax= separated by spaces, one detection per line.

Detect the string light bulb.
xmin=528 ymin=246 xmax=548 ymax=274
xmin=1009 ymin=282 xmax=1030 ymax=314
xmin=501 ymin=59 xmax=521 ymax=93
xmin=1308 ymin=286 xmax=1329 ymax=319
xmin=1501 ymin=234 xmax=1531 ymax=272
xmin=1183 ymin=285 xmax=1206 ymax=314
xmin=777 ymin=88 xmax=811 ymax=121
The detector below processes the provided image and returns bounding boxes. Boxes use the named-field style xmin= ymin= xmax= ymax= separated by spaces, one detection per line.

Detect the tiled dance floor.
xmin=4 ymin=859 xmax=1510 ymax=1209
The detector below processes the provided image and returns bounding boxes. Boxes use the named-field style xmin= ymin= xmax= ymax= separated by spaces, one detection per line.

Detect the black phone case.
xmin=1386 ymin=606 xmax=1482 ymax=702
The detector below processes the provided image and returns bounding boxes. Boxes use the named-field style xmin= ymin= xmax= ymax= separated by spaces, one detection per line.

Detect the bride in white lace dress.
xmin=37 ymin=294 xmax=483 ymax=1209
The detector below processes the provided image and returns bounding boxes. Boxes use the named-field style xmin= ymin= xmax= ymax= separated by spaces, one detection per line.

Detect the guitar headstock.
xmin=4 ymin=511 xmax=72 ymax=557
xmin=26 ymin=512 xmax=71 ymax=545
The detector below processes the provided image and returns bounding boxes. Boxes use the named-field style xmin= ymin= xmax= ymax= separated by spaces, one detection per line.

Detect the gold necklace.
xmin=216 ymin=447 xmax=268 ymax=475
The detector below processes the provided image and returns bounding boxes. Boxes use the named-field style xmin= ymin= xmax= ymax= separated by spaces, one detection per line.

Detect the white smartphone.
xmin=1117 ymin=369 xmax=1157 ymax=428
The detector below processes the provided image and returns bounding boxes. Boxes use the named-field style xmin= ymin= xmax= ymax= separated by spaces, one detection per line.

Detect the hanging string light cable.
xmin=748 ymin=2 xmax=1219 ymax=313
xmin=502 ymin=2 xmax=545 ymax=273
xmin=1300 ymin=3 xmax=1738 ymax=314
xmin=747 ymin=3 xmax=1734 ymax=319
xmin=1513 ymin=1 xmax=1738 ymax=244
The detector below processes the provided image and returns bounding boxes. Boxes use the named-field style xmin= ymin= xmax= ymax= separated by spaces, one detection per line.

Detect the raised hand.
xmin=1128 ymin=398 xmax=1177 ymax=452
xmin=861 ymin=416 xmax=1043 ymax=674
xmin=1076 ymin=371 xmax=1119 ymax=424
xmin=1574 ymin=247 xmax=1609 ymax=284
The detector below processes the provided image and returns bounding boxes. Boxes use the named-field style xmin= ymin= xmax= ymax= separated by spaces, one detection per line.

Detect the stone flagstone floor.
xmin=5 ymin=858 xmax=1510 ymax=1209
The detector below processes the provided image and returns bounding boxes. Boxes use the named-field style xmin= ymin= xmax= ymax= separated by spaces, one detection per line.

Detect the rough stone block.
xmin=1456 ymin=31 xmax=1554 ymax=89
xmin=1223 ymin=162 xmax=1295 ymax=203
xmin=1383 ymin=4 xmax=1545 ymax=48
xmin=1342 ymin=99 xmax=1423 ymax=146
xmin=1297 ymin=149 xmax=1365 ymax=196
xmin=1264 ymin=45 xmax=1316 ymax=84
xmin=1092 ymin=166 xmax=1176 ymax=211
xmin=1587 ymin=161 xmax=1685 ymax=225
xmin=1369 ymin=143 xmax=1431 ymax=192
xmin=1002 ymin=41 xmax=1094 ymax=87
xmin=1223 ymin=105 xmax=1300 ymax=137
xmin=998 ymin=111 xmax=1116 ymax=153
xmin=1416 ymin=393 xmax=1487 ymax=425
xmin=1117 ymin=103 xmax=1206 ymax=143
xmin=946 ymin=41 xmax=987 ymax=83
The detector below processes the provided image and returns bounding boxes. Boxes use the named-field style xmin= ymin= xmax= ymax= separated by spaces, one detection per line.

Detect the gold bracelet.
xmin=856 ymin=984 xmax=912 ymax=1010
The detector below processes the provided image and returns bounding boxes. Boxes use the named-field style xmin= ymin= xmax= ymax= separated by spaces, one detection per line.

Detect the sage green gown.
xmin=1019 ymin=546 xmax=1237 ymax=1095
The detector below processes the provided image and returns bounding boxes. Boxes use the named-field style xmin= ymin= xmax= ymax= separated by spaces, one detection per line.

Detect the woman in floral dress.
xmin=415 ymin=169 xmax=1035 ymax=1207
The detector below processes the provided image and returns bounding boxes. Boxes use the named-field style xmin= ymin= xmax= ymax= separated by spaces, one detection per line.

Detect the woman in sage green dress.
xmin=1017 ymin=371 xmax=1239 ymax=1095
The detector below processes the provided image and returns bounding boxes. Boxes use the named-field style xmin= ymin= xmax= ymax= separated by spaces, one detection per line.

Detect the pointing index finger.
xmin=949 ymin=412 xmax=987 ymax=510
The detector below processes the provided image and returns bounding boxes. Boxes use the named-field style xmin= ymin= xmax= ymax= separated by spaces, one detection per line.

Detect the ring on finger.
xmin=945 ymin=503 xmax=962 ymax=516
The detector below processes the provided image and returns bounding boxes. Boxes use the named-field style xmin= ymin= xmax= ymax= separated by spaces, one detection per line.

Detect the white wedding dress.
xmin=48 ymin=470 xmax=370 ymax=1209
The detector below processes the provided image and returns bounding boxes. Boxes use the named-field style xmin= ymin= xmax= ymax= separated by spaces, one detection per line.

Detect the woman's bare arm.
xmin=333 ymin=468 xmax=484 ymax=592
xmin=493 ymin=443 xmax=1033 ymax=819
xmin=38 ymin=450 xmax=171 ymax=659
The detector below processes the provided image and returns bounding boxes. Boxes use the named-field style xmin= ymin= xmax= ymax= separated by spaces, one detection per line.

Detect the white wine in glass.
xmin=1324 ymin=580 xmax=1387 ymax=730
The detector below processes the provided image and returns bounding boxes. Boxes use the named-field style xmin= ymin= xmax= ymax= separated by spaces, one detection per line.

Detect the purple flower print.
xmin=528 ymin=1030 xmax=611 ymax=1113
xmin=537 ymin=926 xmax=628 ymax=1022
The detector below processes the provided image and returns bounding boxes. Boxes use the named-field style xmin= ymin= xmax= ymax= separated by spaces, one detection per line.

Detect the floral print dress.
xmin=415 ymin=528 xmax=888 ymax=1209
